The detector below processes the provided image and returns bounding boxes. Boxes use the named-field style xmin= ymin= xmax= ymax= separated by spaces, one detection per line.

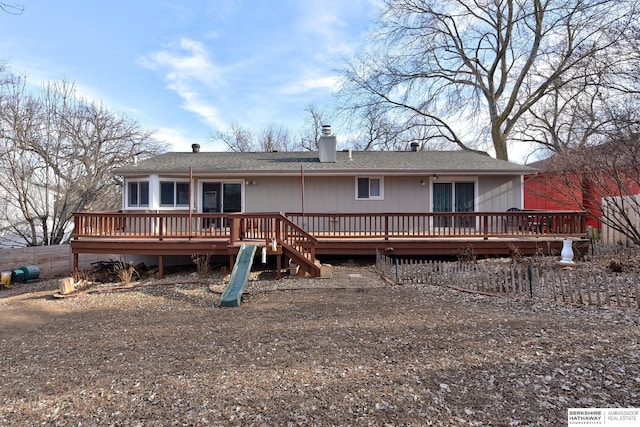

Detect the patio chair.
xmin=504 ymin=207 xmax=525 ymax=233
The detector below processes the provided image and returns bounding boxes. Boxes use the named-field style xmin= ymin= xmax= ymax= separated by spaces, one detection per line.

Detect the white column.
xmin=148 ymin=174 xmax=160 ymax=210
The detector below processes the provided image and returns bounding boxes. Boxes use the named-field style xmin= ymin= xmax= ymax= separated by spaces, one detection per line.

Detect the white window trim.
xmin=355 ymin=176 xmax=384 ymax=200
xmin=125 ymin=179 xmax=150 ymax=210
xmin=159 ymin=178 xmax=192 ymax=209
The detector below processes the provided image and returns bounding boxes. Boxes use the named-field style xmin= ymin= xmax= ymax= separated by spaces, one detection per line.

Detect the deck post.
xmin=276 ymin=216 xmax=282 ymax=243
xmin=73 ymin=253 xmax=79 ymax=281
xmin=230 ymin=215 xmax=240 ymax=245
xmin=276 ymin=254 xmax=281 ymax=280
xmin=74 ymin=215 xmax=80 ymax=239
xmin=229 ymin=254 xmax=235 ymax=274
xmin=158 ymin=255 xmax=164 ymax=279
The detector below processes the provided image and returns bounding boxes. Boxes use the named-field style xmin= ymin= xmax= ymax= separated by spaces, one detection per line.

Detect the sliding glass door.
xmin=433 ymin=183 xmax=453 ymax=227
xmin=454 ymin=182 xmax=475 ymax=227
xmin=201 ymin=181 xmax=242 ymax=228
xmin=433 ymin=181 xmax=475 ymax=228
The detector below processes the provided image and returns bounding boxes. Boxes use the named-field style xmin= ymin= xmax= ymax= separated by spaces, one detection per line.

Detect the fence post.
xmin=395 ymin=257 xmax=398 ymax=283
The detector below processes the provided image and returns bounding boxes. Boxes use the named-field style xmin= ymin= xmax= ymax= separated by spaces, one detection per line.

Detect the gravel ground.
xmin=0 ymin=263 xmax=639 ymax=426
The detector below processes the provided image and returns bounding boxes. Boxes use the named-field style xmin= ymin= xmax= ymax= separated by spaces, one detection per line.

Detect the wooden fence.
xmin=376 ymin=251 xmax=639 ymax=309
xmin=600 ymin=194 xmax=640 ymax=245
xmin=0 ymin=245 xmax=117 ymax=278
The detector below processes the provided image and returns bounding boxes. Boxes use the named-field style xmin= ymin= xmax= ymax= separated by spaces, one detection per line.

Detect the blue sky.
xmin=1 ymin=1 xmax=378 ymax=151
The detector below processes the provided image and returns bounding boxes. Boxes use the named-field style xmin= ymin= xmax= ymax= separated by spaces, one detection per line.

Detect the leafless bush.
xmin=455 ymin=245 xmax=477 ymax=264
xmin=112 ymin=258 xmax=138 ymax=286
xmin=191 ymin=253 xmax=212 ymax=277
xmin=74 ymin=270 xmax=93 ymax=292
xmin=508 ymin=243 xmax=523 ymax=264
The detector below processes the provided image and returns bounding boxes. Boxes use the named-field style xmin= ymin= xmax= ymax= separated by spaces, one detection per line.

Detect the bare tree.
xmin=0 ymin=70 xmax=163 ymax=246
xmin=517 ymin=52 xmax=640 ymax=155
xmin=345 ymin=105 xmax=402 ymax=151
xmin=211 ymin=122 xmax=256 ymax=152
xmin=258 ymin=123 xmax=295 ymax=152
xmin=339 ymin=0 xmax=640 ymax=160
xmin=299 ymin=105 xmax=327 ymax=151
xmin=542 ymin=133 xmax=640 ymax=245
xmin=0 ymin=71 xmax=44 ymax=245
xmin=212 ymin=122 xmax=300 ymax=152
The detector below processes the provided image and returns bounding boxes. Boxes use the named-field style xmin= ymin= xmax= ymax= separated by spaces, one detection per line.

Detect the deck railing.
xmin=285 ymin=211 xmax=587 ymax=239
xmin=74 ymin=211 xmax=233 ymax=240
xmin=73 ymin=210 xmax=588 ymax=241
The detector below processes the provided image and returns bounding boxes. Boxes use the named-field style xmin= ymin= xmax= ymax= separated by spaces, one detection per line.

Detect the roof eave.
xmin=116 ymin=168 xmax=533 ymax=177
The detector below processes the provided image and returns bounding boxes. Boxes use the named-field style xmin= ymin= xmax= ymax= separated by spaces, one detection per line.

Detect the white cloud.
xmin=281 ymin=74 xmax=340 ymax=95
xmin=154 ymin=127 xmax=225 ymax=152
xmin=295 ymin=0 xmax=376 ymax=60
xmin=138 ymin=38 xmax=227 ymax=130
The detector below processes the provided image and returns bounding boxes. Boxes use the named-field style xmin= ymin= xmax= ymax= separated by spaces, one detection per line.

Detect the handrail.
xmin=285 ymin=211 xmax=588 ymax=239
xmin=73 ymin=210 xmax=588 ymax=241
xmin=276 ymin=213 xmax=318 ymax=260
xmin=73 ymin=211 xmax=232 ymax=239
xmin=275 ymin=213 xmax=319 ymax=277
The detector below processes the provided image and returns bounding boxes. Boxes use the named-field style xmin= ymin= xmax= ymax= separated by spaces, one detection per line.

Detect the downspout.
xmin=519 ymin=175 xmax=525 ymax=209
xmin=189 ymin=166 xmax=193 ymax=239
xmin=301 ymin=165 xmax=305 ymax=219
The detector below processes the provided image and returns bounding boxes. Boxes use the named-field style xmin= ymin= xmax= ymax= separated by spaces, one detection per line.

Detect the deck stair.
xmin=279 ymin=214 xmax=321 ymax=277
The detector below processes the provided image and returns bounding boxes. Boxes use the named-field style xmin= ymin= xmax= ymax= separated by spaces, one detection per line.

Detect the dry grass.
xmin=0 ymin=263 xmax=638 ymax=426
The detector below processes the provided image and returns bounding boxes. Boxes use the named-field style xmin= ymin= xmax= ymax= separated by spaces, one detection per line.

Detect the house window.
xmin=356 ymin=177 xmax=383 ymax=200
xmin=160 ymin=181 xmax=190 ymax=207
xmin=127 ymin=181 xmax=149 ymax=207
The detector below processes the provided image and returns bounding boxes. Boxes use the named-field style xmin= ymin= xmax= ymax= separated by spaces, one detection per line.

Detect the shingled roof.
xmin=116 ymin=150 xmax=534 ymax=176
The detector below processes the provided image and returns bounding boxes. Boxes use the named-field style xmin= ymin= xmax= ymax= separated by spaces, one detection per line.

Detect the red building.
xmin=524 ymin=145 xmax=640 ymax=232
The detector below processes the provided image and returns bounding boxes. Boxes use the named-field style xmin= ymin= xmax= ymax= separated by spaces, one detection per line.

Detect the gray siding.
xmin=477 ymin=176 xmax=522 ymax=211
xmin=245 ymin=176 xmax=431 ymax=213
xmin=123 ymin=174 xmax=523 ymax=214
xmin=233 ymin=174 xmax=522 ymax=213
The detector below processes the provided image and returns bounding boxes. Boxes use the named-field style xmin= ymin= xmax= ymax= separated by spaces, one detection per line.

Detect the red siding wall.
xmin=524 ymin=173 xmax=599 ymax=228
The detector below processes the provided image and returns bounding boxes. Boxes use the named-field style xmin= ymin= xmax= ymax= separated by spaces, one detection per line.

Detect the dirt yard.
xmin=0 ymin=263 xmax=638 ymax=426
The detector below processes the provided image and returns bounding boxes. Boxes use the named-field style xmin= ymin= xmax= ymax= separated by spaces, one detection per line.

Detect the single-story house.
xmin=71 ymin=128 xmax=588 ymax=278
xmin=116 ymin=130 xmax=532 ymax=217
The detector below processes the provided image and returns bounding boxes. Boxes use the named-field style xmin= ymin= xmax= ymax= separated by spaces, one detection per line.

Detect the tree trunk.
xmin=491 ymin=123 xmax=509 ymax=161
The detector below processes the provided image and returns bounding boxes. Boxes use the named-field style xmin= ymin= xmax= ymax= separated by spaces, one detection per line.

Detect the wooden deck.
xmin=71 ymin=211 xmax=589 ymax=278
